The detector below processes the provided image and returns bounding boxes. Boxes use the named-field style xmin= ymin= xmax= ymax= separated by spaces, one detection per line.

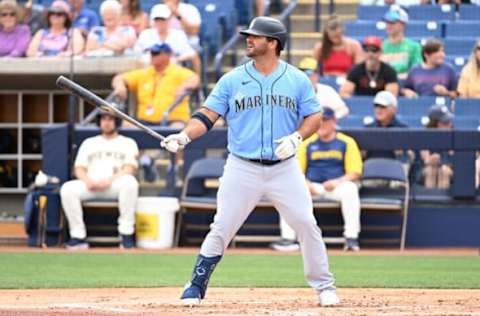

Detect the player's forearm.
xmin=297 ymin=112 xmax=322 ymax=140
xmin=183 ymin=107 xmax=219 ymax=140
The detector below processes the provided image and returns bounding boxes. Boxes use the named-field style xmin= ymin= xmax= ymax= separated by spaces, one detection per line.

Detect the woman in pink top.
xmin=26 ymin=0 xmax=84 ymax=57
xmin=0 ymin=0 xmax=31 ymax=57
xmin=313 ymin=16 xmax=363 ymax=77
xmin=119 ymin=0 xmax=148 ymax=36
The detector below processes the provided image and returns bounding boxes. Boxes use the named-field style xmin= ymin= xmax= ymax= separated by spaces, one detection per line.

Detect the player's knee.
xmin=118 ymin=174 xmax=139 ymax=190
xmin=341 ymin=181 xmax=359 ymax=196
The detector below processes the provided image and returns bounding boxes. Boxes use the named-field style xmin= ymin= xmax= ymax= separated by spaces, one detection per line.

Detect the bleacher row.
xmin=33 ymin=0 xmax=254 ymax=57
xmin=336 ymin=97 xmax=480 ymax=129
xmin=347 ymin=5 xmax=480 ymax=73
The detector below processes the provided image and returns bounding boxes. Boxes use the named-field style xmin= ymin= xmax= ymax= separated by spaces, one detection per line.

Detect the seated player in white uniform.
xmin=60 ymin=110 xmax=139 ymax=250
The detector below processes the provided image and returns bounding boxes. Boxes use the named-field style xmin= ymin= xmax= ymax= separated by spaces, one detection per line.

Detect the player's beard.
xmin=246 ymin=44 xmax=268 ymax=58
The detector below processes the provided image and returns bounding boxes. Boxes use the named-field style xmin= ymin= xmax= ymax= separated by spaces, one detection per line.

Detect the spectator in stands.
xmin=364 ymin=90 xmax=408 ymax=159
xmin=381 ymin=6 xmax=422 ymax=79
xmin=313 ymin=16 xmax=363 ymax=77
xmin=420 ymin=105 xmax=454 ymax=189
xmin=85 ymin=0 xmax=136 ymax=57
xmin=271 ymin=107 xmax=363 ymax=252
xmin=60 ymin=111 xmax=139 ymax=250
xmin=403 ymin=38 xmax=457 ymax=98
xmin=163 ymin=0 xmax=201 ymax=48
xmin=26 ymin=0 xmax=84 ymax=57
xmin=361 ymin=0 xmax=421 ymax=5
xmin=299 ymin=57 xmax=349 ymax=118
xmin=340 ymin=36 xmax=398 ymax=97
xmin=17 ymin=0 xmax=46 ymax=35
xmin=0 ymin=0 xmax=31 ymax=57
xmin=135 ymin=4 xmax=201 ymax=74
xmin=458 ymin=40 xmax=480 ymax=98
xmin=69 ymin=0 xmax=100 ymax=36
xmin=112 ymin=43 xmax=199 ymax=127
xmin=119 ymin=0 xmax=148 ymax=36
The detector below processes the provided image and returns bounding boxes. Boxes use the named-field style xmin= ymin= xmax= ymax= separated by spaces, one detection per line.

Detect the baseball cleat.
xmin=319 ymin=289 xmax=340 ymax=307
xmin=181 ymin=282 xmax=202 ymax=306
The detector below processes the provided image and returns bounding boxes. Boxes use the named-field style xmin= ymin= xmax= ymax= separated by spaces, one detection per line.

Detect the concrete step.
xmin=290 ymin=32 xmax=322 ymax=49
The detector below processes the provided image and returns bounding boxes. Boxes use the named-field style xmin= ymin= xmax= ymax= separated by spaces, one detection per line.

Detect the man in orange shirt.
xmin=112 ymin=43 xmax=200 ymax=127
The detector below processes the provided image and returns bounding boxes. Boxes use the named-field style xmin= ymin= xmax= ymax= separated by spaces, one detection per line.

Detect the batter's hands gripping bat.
xmin=56 ymin=75 xmax=165 ymax=141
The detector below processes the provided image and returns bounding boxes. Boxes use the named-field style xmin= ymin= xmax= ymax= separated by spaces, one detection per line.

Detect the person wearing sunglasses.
xmin=0 ymin=0 xmax=31 ymax=57
xmin=27 ymin=0 xmax=84 ymax=57
xmin=340 ymin=36 xmax=398 ymax=98
xmin=134 ymin=4 xmax=200 ymax=74
xmin=458 ymin=40 xmax=480 ymax=98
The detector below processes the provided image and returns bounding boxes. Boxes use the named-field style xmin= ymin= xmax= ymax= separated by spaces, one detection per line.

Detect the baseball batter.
xmin=161 ymin=17 xmax=340 ymax=307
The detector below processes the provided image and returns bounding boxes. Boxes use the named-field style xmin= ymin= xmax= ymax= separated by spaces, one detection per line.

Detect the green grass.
xmin=1 ymin=253 xmax=479 ymax=289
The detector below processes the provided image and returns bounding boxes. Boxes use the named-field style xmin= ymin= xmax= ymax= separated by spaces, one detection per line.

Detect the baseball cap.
xmin=373 ymin=91 xmax=397 ymax=108
xmin=48 ymin=0 xmax=70 ymax=14
xmin=427 ymin=105 xmax=453 ymax=124
xmin=383 ymin=6 xmax=409 ymax=24
xmin=149 ymin=43 xmax=172 ymax=54
xmin=150 ymin=4 xmax=171 ymax=21
xmin=362 ymin=36 xmax=382 ymax=49
xmin=322 ymin=107 xmax=336 ymax=120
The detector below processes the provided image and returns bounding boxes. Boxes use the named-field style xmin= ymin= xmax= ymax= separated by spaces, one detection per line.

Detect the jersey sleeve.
xmin=343 ymin=136 xmax=363 ymax=176
xmin=298 ymin=73 xmax=321 ymax=117
xmin=74 ymin=139 xmax=90 ymax=168
xmin=204 ymin=74 xmax=231 ymax=116
xmin=123 ymin=138 xmax=139 ymax=168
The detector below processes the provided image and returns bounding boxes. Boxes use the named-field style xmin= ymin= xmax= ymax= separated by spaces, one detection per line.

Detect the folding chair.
xmin=360 ymin=158 xmax=410 ymax=250
xmin=174 ymin=158 xmax=226 ymax=246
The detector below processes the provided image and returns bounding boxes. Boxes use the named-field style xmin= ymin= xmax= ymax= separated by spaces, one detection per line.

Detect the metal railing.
xmin=315 ymin=0 xmax=336 ymax=32
xmin=213 ymin=0 xmax=297 ymax=80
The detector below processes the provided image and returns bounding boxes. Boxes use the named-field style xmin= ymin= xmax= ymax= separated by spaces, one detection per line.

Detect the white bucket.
xmin=135 ymin=197 xmax=179 ymax=249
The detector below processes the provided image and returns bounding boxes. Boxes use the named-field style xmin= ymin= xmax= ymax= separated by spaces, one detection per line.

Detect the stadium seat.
xmin=404 ymin=21 xmax=442 ymax=40
xmin=344 ymin=21 xmax=385 ymax=38
xmin=337 ymin=116 xmax=366 ymax=128
xmin=345 ymin=97 xmax=373 ymax=116
xmin=453 ymin=117 xmax=480 ymax=130
xmin=407 ymin=5 xmax=455 ymax=22
xmin=445 ymin=56 xmax=468 ymax=74
xmin=356 ymin=5 xmax=389 ymax=22
xmin=458 ymin=5 xmax=480 ymax=21
xmin=397 ymin=97 xmax=445 ymax=117
xmin=400 ymin=116 xmax=424 ymax=128
xmin=175 ymin=157 xmax=226 ymax=245
xmin=192 ymin=2 xmax=224 ymax=57
xmin=444 ymin=21 xmax=480 ymax=40
xmin=454 ymin=99 xmax=480 ymax=117
xmin=359 ymin=158 xmax=410 ymax=250
xmin=141 ymin=0 xmax=159 ymax=14
xmin=444 ymin=38 xmax=475 ymax=56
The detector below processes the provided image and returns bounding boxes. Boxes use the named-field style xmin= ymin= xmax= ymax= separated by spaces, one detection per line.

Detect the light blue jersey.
xmin=205 ymin=60 xmax=321 ymax=160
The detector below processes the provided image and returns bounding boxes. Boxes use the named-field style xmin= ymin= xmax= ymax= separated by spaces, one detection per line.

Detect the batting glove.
xmin=161 ymin=131 xmax=191 ymax=153
xmin=274 ymin=131 xmax=303 ymax=160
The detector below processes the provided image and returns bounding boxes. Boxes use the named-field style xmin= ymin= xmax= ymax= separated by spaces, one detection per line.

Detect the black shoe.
xmin=120 ymin=234 xmax=135 ymax=249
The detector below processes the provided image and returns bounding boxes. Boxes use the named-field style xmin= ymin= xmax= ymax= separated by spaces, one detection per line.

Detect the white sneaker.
xmin=319 ymin=290 xmax=340 ymax=307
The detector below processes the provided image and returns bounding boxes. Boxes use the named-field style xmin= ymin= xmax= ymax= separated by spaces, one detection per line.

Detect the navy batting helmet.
xmin=95 ymin=95 xmax=125 ymax=129
xmin=96 ymin=111 xmax=122 ymax=129
xmin=239 ymin=17 xmax=287 ymax=50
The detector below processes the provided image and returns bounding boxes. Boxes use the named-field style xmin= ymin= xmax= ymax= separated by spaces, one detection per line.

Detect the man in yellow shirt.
xmin=112 ymin=43 xmax=200 ymax=127
xmin=271 ymin=107 xmax=363 ymax=252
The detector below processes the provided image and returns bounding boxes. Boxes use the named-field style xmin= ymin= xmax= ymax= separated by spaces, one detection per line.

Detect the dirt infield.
xmin=0 ymin=287 xmax=479 ymax=316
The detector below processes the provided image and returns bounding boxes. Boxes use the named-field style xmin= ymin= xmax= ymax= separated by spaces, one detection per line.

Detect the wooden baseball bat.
xmin=56 ymin=75 xmax=165 ymax=141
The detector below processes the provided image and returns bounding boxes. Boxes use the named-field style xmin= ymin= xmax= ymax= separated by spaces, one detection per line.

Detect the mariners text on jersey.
xmin=205 ymin=60 xmax=321 ymax=160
